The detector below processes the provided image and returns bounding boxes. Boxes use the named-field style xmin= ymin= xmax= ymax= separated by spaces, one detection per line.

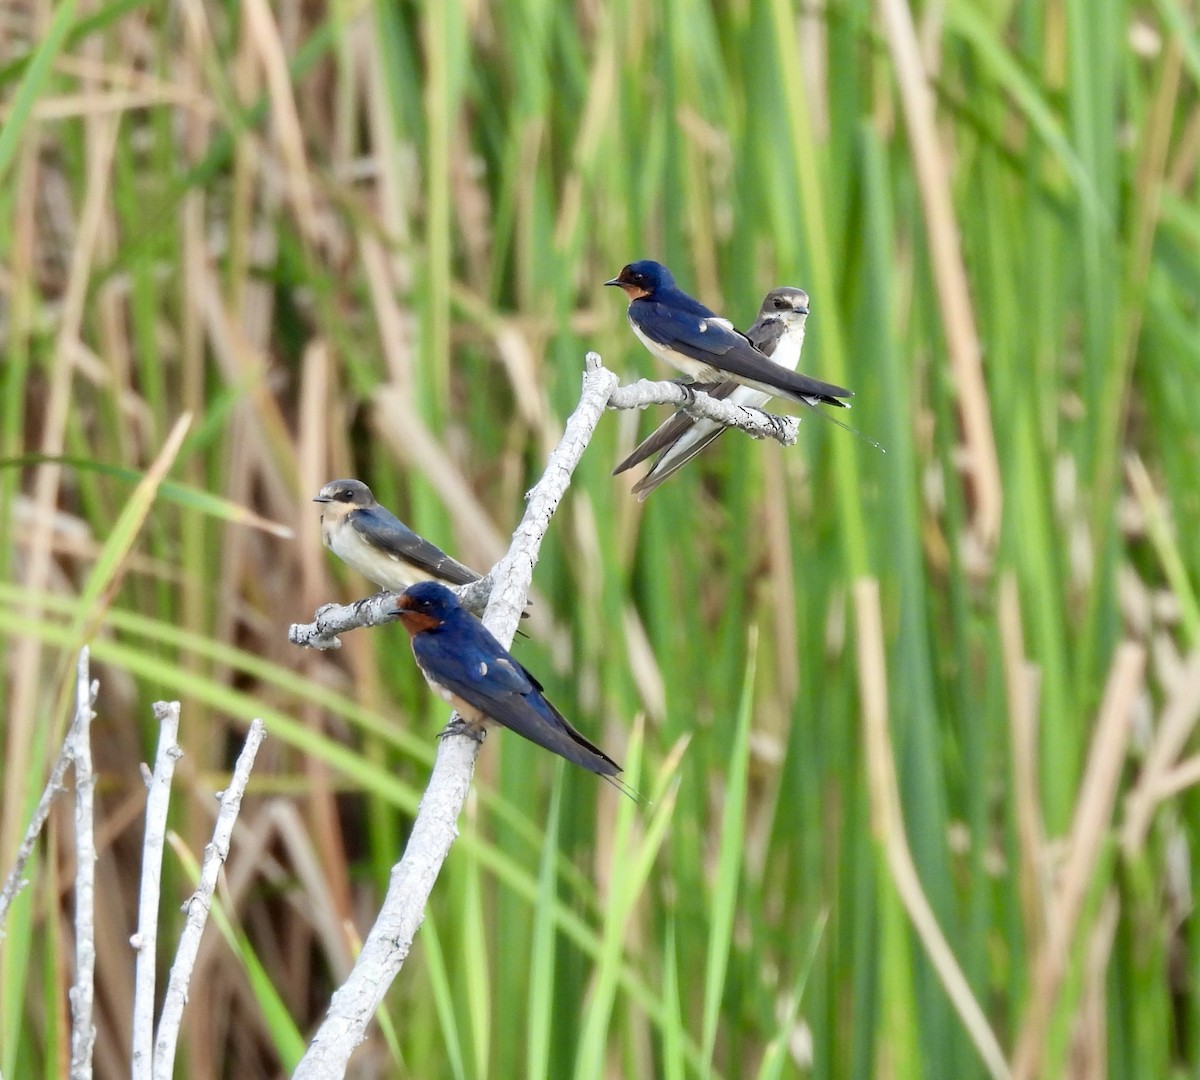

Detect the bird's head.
xmin=759 ymin=287 xmax=810 ymax=324
xmin=313 ymin=478 xmax=376 ymax=510
xmin=604 ymin=260 xmax=673 ymax=300
xmin=394 ymin=580 xmax=458 ymax=635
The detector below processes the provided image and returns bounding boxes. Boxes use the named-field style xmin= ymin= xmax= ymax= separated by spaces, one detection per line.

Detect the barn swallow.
xmin=393 ymin=581 xmax=635 ymax=798
xmin=614 ymin=286 xmax=812 ymax=497
xmin=314 ymin=479 xmax=482 ymax=592
xmin=604 ymin=261 xmax=852 ymax=408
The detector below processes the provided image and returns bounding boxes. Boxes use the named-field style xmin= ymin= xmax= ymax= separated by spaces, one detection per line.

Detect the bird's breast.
xmin=328 ymin=523 xmax=425 ymax=591
xmin=767 ymin=327 xmax=806 ymax=373
xmin=629 ymin=320 xmax=720 ymax=381
xmin=417 ymin=664 xmax=492 ymax=729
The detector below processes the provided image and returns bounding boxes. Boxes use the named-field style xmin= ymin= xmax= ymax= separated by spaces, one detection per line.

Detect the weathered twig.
xmin=290 ymin=352 xmax=618 ymax=1078
xmin=287 ymin=357 xmax=792 ymax=651
xmin=0 ymin=699 xmax=80 ymax=932
xmin=607 ymin=376 xmax=800 ymax=445
xmin=131 ymin=702 xmax=183 ymax=1080
xmin=0 ymin=649 xmax=100 ymax=1080
xmin=153 ymin=718 xmax=266 ymax=1080
xmin=288 ymin=593 xmax=402 ymax=651
xmin=68 ymin=647 xmax=98 ymax=1080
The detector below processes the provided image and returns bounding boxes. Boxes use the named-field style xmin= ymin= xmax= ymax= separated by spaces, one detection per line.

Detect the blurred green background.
xmin=2 ymin=0 xmax=1199 ymax=1076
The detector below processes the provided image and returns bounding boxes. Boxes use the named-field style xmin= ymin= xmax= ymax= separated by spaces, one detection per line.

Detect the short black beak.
xmin=603 ymin=277 xmax=623 ymax=288
xmin=312 ymin=496 xmax=332 ymax=503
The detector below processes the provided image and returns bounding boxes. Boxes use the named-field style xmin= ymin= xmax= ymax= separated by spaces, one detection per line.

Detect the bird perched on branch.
xmin=614 ymin=286 xmax=813 ymax=497
xmin=604 ymin=260 xmax=852 ymax=408
xmin=314 ymin=479 xmax=483 ymax=592
xmin=393 ymin=582 xmax=636 ymax=798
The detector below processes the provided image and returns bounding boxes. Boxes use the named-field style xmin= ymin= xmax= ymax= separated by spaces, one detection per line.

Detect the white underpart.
xmin=421 ymin=669 xmax=458 ymax=706
xmin=325 ymin=518 xmax=426 ymax=591
xmin=629 ymin=318 xmax=723 ymax=382
xmin=419 ymin=663 xmax=487 ymax=726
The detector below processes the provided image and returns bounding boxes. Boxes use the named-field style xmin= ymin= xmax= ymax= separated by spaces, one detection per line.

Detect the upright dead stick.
xmin=291 ymin=353 xmax=619 ymax=1078
xmin=153 ymin=719 xmax=267 ymax=1080
xmin=68 ymin=648 xmax=98 ymax=1080
xmin=0 ymin=709 xmax=79 ymax=931
xmin=131 ymin=702 xmax=183 ymax=1080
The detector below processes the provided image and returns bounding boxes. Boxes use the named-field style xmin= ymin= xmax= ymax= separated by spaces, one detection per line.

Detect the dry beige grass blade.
xmin=621 ymin=605 xmax=667 ymax=724
xmin=370 ymin=384 xmax=525 ymax=572
xmin=297 ymin=340 xmax=333 ymax=599
xmin=363 ymin=24 xmax=414 ymax=273
xmin=763 ymin=449 xmax=800 ymax=705
xmin=73 ymin=413 xmax=193 ymax=640
xmin=445 ymin=280 xmax=553 ymax=434
xmin=296 ymin=340 xmax=355 ymax=925
xmin=361 ymin=234 xmax=416 ymax=388
xmin=4 ymin=113 xmax=119 ymax=864
xmin=242 ymin=0 xmax=321 ymax=248
xmin=17 ymin=87 xmax=213 ymax=121
xmin=1011 ymin=642 xmax=1144 ymax=1080
xmin=197 ymin=266 xmax=298 ymax=508
xmin=878 ymin=0 xmax=1002 ymax=550
xmin=1067 ymin=895 xmax=1118 ymax=1080
xmin=1097 ymin=36 xmax=1185 ymax=522
xmin=998 ymin=574 xmax=1049 ymax=965
xmin=854 ymin=578 xmax=1011 ymax=1080
xmin=1123 ymin=650 xmax=1200 ymax=851
xmin=1155 ymin=754 xmax=1200 ymax=799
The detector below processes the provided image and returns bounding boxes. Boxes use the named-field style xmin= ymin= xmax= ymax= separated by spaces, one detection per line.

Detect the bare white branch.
xmin=288 ymin=592 xmax=400 ymax=650
xmin=131 ymin=702 xmax=183 ymax=1080
xmin=607 ymin=376 xmax=800 ymax=445
xmin=153 ymin=718 xmax=266 ymax=1080
xmin=0 ymin=710 xmax=77 ymax=933
xmin=68 ymin=647 xmax=99 ymax=1080
xmin=290 ymin=353 xmax=619 ymax=1078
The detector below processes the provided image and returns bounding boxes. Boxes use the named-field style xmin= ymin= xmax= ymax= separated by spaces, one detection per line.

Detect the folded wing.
xmin=632 ymin=300 xmax=852 ymax=407
xmin=413 ymin=627 xmax=621 ymax=776
xmin=350 ymin=506 xmax=481 ymax=585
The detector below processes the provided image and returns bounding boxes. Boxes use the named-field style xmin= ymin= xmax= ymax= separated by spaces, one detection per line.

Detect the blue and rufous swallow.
xmin=604 ymin=260 xmax=852 ymax=408
xmin=314 ymin=479 xmax=483 ymax=592
xmin=393 ymin=581 xmax=634 ymax=797
xmin=614 ymin=286 xmax=813 ymax=498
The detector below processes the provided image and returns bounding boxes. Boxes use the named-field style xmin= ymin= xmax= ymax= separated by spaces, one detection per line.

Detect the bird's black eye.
xmin=773 ymin=297 xmax=788 ymax=310
xmin=337 ymin=489 xmax=352 ymax=501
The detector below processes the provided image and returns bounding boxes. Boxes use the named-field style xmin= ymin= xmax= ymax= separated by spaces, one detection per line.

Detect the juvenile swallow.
xmin=314 ymin=479 xmax=482 ymax=592
xmin=393 ymin=581 xmax=634 ymax=797
xmin=604 ymin=260 xmax=852 ymax=408
xmin=614 ymin=286 xmax=812 ymax=497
